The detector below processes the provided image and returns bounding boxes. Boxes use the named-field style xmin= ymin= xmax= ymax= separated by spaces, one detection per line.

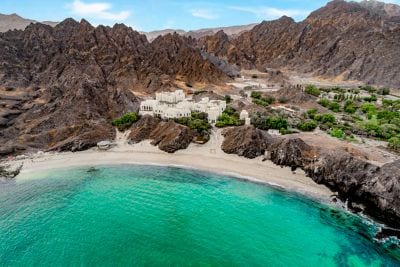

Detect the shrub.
xmin=306 ymin=109 xmax=318 ymax=119
xmin=315 ymin=113 xmax=336 ymax=124
xmin=279 ymin=128 xmax=297 ymax=135
xmin=278 ymin=97 xmax=288 ymax=103
xmin=297 ymin=120 xmax=318 ymax=131
xmin=253 ymin=98 xmax=269 ymax=107
xmin=224 ymin=95 xmax=232 ymax=103
xmin=360 ymin=103 xmax=376 ymax=114
xmin=215 ymin=114 xmax=240 ymax=128
xmin=377 ymin=88 xmax=390 ymax=95
xmin=318 ymin=98 xmax=331 ymax=108
xmin=388 ymin=136 xmax=400 ymax=151
xmin=361 ymin=86 xmax=377 ymax=94
xmin=251 ymin=113 xmax=288 ymax=130
xmin=377 ymin=110 xmax=399 ymax=121
xmin=265 ymin=96 xmax=276 ymax=105
xmin=251 ymin=91 xmax=262 ymax=99
xmin=223 ymin=106 xmax=237 ymax=116
xmin=215 ymin=107 xmax=242 ymax=128
xmin=329 ymin=102 xmax=341 ymax=112
xmin=363 ymin=94 xmax=377 ymax=102
xmin=344 ymin=100 xmax=357 ymax=114
xmin=305 ymin=85 xmax=321 ymax=97
xmin=330 ymin=128 xmax=344 ymax=139
xmin=112 ymin=112 xmax=139 ymax=131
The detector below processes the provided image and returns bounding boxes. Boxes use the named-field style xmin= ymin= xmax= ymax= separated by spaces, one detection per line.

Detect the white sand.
xmin=11 ymin=129 xmax=333 ymax=200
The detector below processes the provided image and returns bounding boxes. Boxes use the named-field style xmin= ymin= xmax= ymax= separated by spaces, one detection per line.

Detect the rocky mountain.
xmin=0 ymin=18 xmax=228 ymax=154
xmin=143 ymin=23 xmax=257 ymax=42
xmin=199 ymin=0 xmax=400 ymax=88
xmin=0 ymin=13 xmax=57 ymax=32
xmin=222 ymin=125 xmax=400 ymax=230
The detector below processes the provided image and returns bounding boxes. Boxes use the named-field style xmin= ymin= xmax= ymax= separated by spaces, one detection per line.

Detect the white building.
xmin=240 ymin=110 xmax=251 ymax=125
xmin=139 ymin=90 xmax=226 ymax=123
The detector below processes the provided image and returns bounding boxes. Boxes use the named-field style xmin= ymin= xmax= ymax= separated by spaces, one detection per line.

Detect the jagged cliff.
xmin=0 ymin=19 xmax=228 ymax=154
xmin=199 ymin=0 xmax=400 ymax=88
xmin=222 ymin=126 xmax=400 ymax=229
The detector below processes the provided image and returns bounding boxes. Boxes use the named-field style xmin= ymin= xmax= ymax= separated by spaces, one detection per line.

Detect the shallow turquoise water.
xmin=0 ymin=165 xmax=399 ymax=266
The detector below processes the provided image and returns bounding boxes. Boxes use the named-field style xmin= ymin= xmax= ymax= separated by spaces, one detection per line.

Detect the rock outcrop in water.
xmin=222 ymin=128 xmax=400 ymax=229
xmin=0 ymin=163 xmax=22 ymax=179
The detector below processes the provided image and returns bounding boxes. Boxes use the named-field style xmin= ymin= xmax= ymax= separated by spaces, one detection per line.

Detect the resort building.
xmin=139 ymin=90 xmax=226 ymax=123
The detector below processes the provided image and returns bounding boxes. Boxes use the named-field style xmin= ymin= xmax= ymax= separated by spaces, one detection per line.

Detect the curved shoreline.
xmin=12 ymin=141 xmax=333 ymax=201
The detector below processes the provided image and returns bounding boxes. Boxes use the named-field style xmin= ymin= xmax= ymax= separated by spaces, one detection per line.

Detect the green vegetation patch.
xmin=215 ymin=106 xmax=243 ymax=128
xmin=251 ymin=112 xmax=288 ymax=131
xmin=297 ymin=120 xmax=318 ymax=132
xmin=176 ymin=112 xmax=211 ymax=134
xmin=112 ymin=112 xmax=140 ymax=131
xmin=305 ymin=85 xmax=321 ymax=97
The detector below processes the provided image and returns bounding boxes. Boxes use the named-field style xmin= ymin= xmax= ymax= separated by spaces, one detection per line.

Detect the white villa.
xmin=139 ymin=90 xmax=227 ymax=123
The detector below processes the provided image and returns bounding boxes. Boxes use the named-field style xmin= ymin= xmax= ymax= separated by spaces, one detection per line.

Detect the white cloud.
xmin=230 ymin=6 xmax=310 ymax=20
xmin=67 ymin=0 xmax=130 ymax=21
xmin=190 ymin=8 xmax=219 ymax=20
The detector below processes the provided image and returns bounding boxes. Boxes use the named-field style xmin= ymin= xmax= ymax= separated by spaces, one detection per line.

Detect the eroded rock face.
xmin=268 ymin=137 xmax=318 ymax=169
xmin=150 ymin=121 xmax=194 ymax=153
xmin=221 ymin=126 xmax=272 ymax=159
xmin=268 ymin=139 xmax=400 ymax=228
xmin=128 ymin=115 xmax=161 ymax=144
xmin=221 ymin=127 xmax=400 ymax=229
xmin=0 ymin=19 xmax=228 ymax=155
xmin=199 ymin=0 xmax=400 ymax=88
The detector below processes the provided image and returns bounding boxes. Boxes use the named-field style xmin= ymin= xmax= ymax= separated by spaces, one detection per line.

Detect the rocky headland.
xmin=222 ymin=125 xmax=400 ymax=230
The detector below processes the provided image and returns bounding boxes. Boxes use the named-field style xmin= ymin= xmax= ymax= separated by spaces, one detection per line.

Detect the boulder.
xmin=222 ymin=125 xmax=272 ymax=159
xmin=128 ymin=115 xmax=161 ymax=143
xmin=150 ymin=121 xmax=194 ymax=153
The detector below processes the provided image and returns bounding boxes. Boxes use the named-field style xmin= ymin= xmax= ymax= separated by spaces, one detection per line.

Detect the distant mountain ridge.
xmin=0 ymin=12 xmax=256 ymax=41
xmin=142 ymin=23 xmax=258 ymax=41
xmin=0 ymin=13 xmax=57 ymax=32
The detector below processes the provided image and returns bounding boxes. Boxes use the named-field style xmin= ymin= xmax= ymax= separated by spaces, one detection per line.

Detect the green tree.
xmin=251 ymin=91 xmax=262 ymax=99
xmin=297 ymin=120 xmax=318 ymax=131
xmin=112 ymin=112 xmax=140 ymax=131
xmin=305 ymin=85 xmax=321 ymax=97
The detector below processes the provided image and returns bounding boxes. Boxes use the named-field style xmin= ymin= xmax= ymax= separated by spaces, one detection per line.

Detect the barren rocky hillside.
xmin=0 ymin=18 xmax=228 ymax=154
xmin=199 ymin=0 xmax=400 ymax=88
xmin=0 ymin=13 xmax=57 ymax=32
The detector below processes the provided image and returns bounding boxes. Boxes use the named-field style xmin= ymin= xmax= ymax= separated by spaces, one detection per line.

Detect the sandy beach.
xmin=9 ymin=129 xmax=333 ymax=200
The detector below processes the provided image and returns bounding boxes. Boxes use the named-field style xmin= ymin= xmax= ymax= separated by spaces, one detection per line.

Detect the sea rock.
xmin=0 ymin=164 xmax=23 ymax=179
xmin=149 ymin=121 xmax=194 ymax=153
xmin=221 ymin=125 xmax=272 ymax=159
xmin=221 ymin=126 xmax=400 ymax=229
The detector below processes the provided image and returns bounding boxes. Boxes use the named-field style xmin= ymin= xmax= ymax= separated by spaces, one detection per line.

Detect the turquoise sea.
xmin=0 ymin=165 xmax=399 ymax=266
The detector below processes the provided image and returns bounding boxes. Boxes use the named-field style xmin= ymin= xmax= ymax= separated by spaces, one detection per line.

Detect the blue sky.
xmin=1 ymin=0 xmax=399 ymax=31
